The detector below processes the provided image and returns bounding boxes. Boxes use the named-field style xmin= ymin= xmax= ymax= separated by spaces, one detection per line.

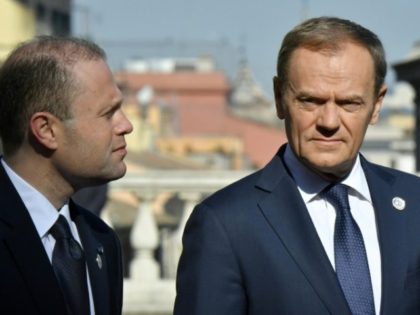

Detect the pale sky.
xmin=73 ymin=0 xmax=420 ymax=95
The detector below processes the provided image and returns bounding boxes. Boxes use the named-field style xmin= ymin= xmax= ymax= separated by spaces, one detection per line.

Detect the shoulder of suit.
xmin=365 ymin=159 xmax=420 ymax=184
xmin=75 ymin=205 xmax=116 ymax=234
xmin=200 ymin=169 xmax=263 ymax=210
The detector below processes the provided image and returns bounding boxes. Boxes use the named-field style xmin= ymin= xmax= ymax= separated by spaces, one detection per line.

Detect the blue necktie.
xmin=50 ymin=215 xmax=90 ymax=315
xmin=322 ymin=184 xmax=375 ymax=315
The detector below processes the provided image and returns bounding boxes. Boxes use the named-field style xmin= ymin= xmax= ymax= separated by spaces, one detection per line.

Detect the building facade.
xmin=0 ymin=0 xmax=71 ymax=62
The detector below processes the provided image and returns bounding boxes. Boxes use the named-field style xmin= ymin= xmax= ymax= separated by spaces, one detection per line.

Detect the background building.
xmin=0 ymin=0 xmax=71 ymax=62
xmin=2 ymin=2 xmax=418 ymax=313
xmin=117 ymin=56 xmax=286 ymax=169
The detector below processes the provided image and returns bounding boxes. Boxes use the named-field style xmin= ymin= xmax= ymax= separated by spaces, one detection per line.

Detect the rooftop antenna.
xmin=239 ymin=34 xmax=247 ymax=61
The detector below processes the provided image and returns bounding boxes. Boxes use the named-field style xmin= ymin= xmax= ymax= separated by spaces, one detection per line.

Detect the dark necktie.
xmin=322 ymin=184 xmax=375 ymax=315
xmin=50 ymin=215 xmax=90 ymax=315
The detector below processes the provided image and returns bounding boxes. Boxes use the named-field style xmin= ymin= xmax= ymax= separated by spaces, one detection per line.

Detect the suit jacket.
xmin=174 ymin=146 xmax=420 ymax=315
xmin=0 ymin=164 xmax=123 ymax=315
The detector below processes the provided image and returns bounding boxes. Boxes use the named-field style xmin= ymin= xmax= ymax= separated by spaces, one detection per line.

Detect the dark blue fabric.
xmin=174 ymin=146 xmax=420 ymax=315
xmin=50 ymin=215 xmax=90 ymax=315
xmin=323 ymin=184 xmax=375 ymax=315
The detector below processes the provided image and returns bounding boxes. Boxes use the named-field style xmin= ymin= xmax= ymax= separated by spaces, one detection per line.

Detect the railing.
xmin=108 ymin=170 xmax=251 ymax=315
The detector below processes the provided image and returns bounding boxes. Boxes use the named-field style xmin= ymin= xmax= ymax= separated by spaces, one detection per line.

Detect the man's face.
xmin=56 ymin=59 xmax=133 ymax=188
xmin=274 ymin=42 xmax=386 ymax=181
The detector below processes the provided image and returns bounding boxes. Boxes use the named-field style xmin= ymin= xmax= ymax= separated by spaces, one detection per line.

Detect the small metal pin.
xmin=96 ymin=253 xmax=103 ymax=269
xmin=96 ymin=245 xmax=104 ymax=269
xmin=392 ymin=197 xmax=406 ymax=211
xmin=97 ymin=246 xmax=104 ymax=254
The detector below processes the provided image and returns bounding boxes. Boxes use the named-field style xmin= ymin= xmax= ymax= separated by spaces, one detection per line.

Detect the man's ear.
xmin=369 ymin=84 xmax=387 ymax=125
xmin=273 ymin=76 xmax=285 ymax=119
xmin=29 ymin=112 xmax=60 ymax=150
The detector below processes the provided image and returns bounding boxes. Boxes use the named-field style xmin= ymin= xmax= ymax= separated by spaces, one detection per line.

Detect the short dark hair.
xmin=276 ymin=16 xmax=387 ymax=95
xmin=0 ymin=36 xmax=106 ymax=155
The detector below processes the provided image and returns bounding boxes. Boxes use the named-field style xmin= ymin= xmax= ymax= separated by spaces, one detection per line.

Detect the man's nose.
xmin=317 ymin=102 xmax=340 ymax=130
xmin=116 ymin=110 xmax=134 ymax=135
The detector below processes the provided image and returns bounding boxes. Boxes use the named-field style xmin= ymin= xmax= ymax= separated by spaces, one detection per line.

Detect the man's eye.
xmin=104 ymin=108 xmax=118 ymax=119
xmin=340 ymin=101 xmax=362 ymax=112
xmin=104 ymin=111 xmax=113 ymax=119
xmin=298 ymin=97 xmax=323 ymax=106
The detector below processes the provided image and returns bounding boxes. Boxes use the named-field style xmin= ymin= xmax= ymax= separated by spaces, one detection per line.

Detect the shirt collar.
xmin=283 ymin=144 xmax=372 ymax=203
xmin=1 ymin=159 xmax=69 ymax=238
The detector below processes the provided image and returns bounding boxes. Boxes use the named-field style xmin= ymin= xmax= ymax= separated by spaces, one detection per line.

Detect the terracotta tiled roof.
xmin=223 ymin=114 xmax=287 ymax=167
xmin=117 ymin=69 xmax=287 ymax=168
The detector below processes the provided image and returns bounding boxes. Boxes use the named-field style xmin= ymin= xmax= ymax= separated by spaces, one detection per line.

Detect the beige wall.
xmin=0 ymin=0 xmax=35 ymax=61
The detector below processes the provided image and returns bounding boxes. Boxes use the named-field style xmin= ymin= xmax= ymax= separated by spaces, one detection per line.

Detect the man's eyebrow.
xmin=114 ymin=98 xmax=124 ymax=107
xmin=294 ymin=90 xmax=324 ymax=99
xmin=99 ymin=98 xmax=124 ymax=115
xmin=336 ymin=95 xmax=365 ymax=102
xmin=293 ymin=88 xmax=365 ymax=101
xmin=295 ymin=91 xmax=316 ymax=98
xmin=287 ymin=82 xmax=319 ymax=97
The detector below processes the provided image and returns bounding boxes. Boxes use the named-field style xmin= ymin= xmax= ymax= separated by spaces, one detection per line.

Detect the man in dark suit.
xmin=0 ymin=36 xmax=133 ymax=314
xmin=174 ymin=17 xmax=420 ymax=315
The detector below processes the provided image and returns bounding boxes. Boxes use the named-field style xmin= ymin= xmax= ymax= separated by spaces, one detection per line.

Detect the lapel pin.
xmin=96 ymin=253 xmax=103 ymax=269
xmin=96 ymin=245 xmax=104 ymax=269
xmin=97 ymin=245 xmax=104 ymax=254
xmin=392 ymin=197 xmax=406 ymax=211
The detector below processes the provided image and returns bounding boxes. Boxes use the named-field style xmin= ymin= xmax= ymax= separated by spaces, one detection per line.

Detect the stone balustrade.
xmin=109 ymin=170 xmax=251 ymax=315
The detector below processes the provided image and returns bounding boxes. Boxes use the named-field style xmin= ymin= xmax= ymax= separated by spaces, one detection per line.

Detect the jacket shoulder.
xmin=366 ymin=160 xmax=420 ymax=183
xmin=73 ymin=203 xmax=116 ymax=235
xmin=201 ymin=169 xmax=263 ymax=212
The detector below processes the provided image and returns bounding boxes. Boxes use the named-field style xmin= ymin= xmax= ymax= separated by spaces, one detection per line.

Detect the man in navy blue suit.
xmin=174 ymin=17 xmax=420 ymax=315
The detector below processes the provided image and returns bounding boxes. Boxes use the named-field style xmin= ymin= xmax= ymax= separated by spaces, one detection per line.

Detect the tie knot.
xmin=321 ymin=183 xmax=350 ymax=211
xmin=50 ymin=215 xmax=73 ymax=240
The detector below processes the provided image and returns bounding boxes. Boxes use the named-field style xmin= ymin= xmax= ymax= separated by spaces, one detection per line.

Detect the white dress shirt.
xmin=283 ymin=145 xmax=382 ymax=315
xmin=1 ymin=159 xmax=96 ymax=315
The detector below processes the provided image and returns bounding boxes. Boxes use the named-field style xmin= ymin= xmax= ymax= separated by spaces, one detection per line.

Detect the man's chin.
xmin=108 ymin=166 xmax=127 ymax=181
xmin=303 ymin=159 xmax=353 ymax=182
xmin=85 ymin=165 xmax=127 ymax=187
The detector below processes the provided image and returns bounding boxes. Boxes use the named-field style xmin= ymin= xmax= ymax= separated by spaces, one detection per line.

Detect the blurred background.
xmin=1 ymin=1 xmax=420 ymax=314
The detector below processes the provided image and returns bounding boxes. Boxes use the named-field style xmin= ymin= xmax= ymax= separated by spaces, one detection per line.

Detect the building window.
xmin=52 ymin=10 xmax=70 ymax=36
xmin=36 ymin=3 xmax=46 ymax=22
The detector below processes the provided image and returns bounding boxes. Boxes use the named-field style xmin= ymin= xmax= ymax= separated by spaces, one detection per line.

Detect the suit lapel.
xmin=256 ymin=150 xmax=351 ymax=315
xmin=361 ymin=159 xmax=407 ymax=315
xmin=71 ymin=202 xmax=110 ymax=315
xmin=0 ymin=164 xmax=67 ymax=314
